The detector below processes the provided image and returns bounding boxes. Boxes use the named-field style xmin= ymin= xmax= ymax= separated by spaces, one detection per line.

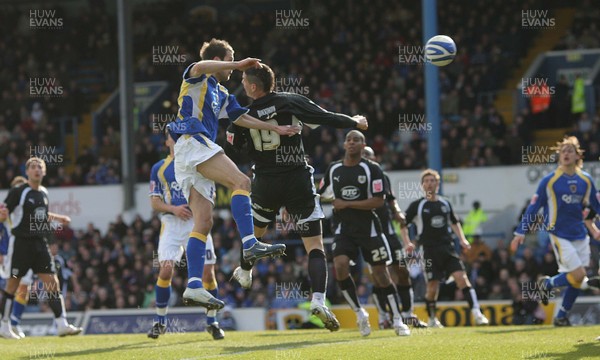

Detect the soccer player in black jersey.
xmin=0 ymin=157 xmax=82 ymax=339
xmin=404 ymin=169 xmax=489 ymax=327
xmin=362 ymin=147 xmax=427 ymax=329
xmin=318 ymin=131 xmax=410 ymax=337
xmin=226 ymin=64 xmax=367 ymax=331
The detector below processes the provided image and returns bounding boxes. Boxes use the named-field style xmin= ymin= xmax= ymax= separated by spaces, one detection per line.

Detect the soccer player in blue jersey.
xmin=166 ymin=39 xmax=300 ymax=309
xmin=511 ymin=136 xmax=600 ymax=326
xmin=147 ymin=131 xmax=224 ymax=340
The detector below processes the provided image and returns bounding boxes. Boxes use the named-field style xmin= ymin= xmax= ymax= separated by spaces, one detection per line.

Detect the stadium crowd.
xmin=2 ymin=0 xmax=599 ymax=187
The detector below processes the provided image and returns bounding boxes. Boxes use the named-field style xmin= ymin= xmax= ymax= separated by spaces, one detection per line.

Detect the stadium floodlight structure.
xmin=422 ymin=0 xmax=442 ymax=189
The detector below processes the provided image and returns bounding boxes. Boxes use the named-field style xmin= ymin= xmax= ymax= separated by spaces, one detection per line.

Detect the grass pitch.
xmin=2 ymin=326 xmax=600 ymax=360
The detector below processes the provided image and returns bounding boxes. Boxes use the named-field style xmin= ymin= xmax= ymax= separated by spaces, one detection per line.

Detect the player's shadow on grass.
xmin=220 ymin=338 xmax=355 ymax=354
xmin=18 ymin=339 xmax=200 ymax=359
xmin=526 ymin=341 xmax=600 ymax=360
xmin=476 ymin=327 xmax=550 ymax=335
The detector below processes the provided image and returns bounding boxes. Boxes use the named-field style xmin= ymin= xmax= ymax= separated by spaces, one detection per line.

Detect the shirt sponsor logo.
xmin=341 ymin=186 xmax=360 ymax=200
xmin=431 ymin=215 xmax=445 ymax=228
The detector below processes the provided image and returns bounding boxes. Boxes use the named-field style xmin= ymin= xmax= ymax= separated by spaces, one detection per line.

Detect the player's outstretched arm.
xmin=190 ymin=58 xmax=261 ymax=77
xmin=48 ymin=212 xmax=71 ymax=225
xmin=233 ymin=113 xmax=301 ymax=136
xmin=287 ymin=94 xmax=368 ymax=130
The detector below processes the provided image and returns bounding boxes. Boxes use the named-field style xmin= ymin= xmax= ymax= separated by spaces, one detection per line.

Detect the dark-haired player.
xmin=405 ymin=169 xmax=489 ymax=327
xmin=226 ymin=63 xmax=367 ymax=331
xmin=166 ymin=39 xmax=299 ymax=309
xmin=318 ymin=130 xmax=410 ymax=337
xmin=362 ymin=146 xmax=427 ymax=329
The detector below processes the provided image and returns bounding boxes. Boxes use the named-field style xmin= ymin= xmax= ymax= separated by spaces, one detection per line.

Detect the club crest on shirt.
xmin=358 ymin=175 xmax=366 ymax=184
xmin=569 ymin=184 xmax=577 ymax=193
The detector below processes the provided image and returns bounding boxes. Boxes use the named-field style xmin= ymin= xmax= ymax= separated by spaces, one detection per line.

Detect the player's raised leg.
xmin=196 ymin=153 xmax=285 ymax=262
xmin=537 ymin=235 xmax=589 ymax=326
xmin=232 ymin=225 xmax=267 ymax=289
xmin=182 ymin=187 xmax=224 ymax=310
xmin=203 ymin=234 xmax=225 ymax=340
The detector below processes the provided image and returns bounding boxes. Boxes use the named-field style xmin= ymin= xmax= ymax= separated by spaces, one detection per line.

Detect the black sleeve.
xmin=384 ymin=173 xmax=395 ymax=201
xmin=586 ymin=207 xmax=597 ymax=220
xmin=317 ymin=163 xmax=333 ymax=196
xmin=287 ymin=93 xmax=357 ymax=129
xmin=447 ymin=200 xmax=459 ymax=224
xmin=224 ymin=123 xmax=249 ymax=161
xmin=4 ymin=187 xmax=21 ymax=213
xmin=405 ymin=201 xmax=417 ymax=224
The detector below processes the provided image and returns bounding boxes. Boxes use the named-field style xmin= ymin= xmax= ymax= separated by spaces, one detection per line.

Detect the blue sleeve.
xmin=149 ymin=163 xmax=163 ymax=198
xmin=0 ymin=224 xmax=8 ymax=255
xmin=223 ymin=95 xmax=249 ymax=122
xmin=182 ymin=62 xmax=207 ymax=84
xmin=515 ymin=177 xmax=549 ymax=235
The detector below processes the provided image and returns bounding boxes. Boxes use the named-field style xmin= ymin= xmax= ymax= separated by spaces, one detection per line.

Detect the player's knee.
xmin=571 ymin=267 xmax=586 ymax=282
xmin=159 ymin=264 xmax=174 ymax=280
xmin=194 ymin=216 xmax=213 ymax=234
xmin=231 ymin=173 xmax=251 ymax=191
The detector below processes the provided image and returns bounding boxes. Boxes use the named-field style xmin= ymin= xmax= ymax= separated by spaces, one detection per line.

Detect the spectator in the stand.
xmin=463 ymin=201 xmax=488 ymax=243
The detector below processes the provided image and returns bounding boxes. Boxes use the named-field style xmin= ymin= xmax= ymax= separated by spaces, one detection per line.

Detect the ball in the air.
xmin=425 ymin=35 xmax=456 ymax=66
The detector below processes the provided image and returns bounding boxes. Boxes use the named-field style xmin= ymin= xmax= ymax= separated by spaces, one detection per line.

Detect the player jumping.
xmin=226 ymin=64 xmax=368 ymax=331
xmin=166 ymin=39 xmax=299 ymax=310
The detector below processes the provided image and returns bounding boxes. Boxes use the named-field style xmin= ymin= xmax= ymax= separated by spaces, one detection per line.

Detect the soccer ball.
xmin=425 ymin=35 xmax=456 ymax=66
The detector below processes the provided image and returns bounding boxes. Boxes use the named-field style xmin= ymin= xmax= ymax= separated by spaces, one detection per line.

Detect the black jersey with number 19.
xmin=226 ymin=92 xmax=357 ymax=175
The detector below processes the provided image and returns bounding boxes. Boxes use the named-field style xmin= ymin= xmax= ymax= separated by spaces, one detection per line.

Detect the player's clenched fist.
xmin=352 ymin=115 xmax=368 ymax=130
